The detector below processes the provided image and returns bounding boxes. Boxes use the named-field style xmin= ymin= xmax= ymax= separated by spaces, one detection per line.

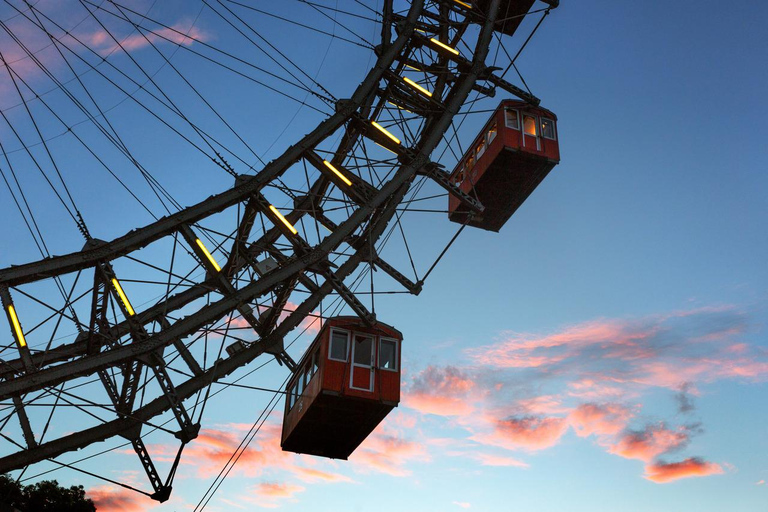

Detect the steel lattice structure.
xmin=0 ymin=0 xmax=554 ymax=502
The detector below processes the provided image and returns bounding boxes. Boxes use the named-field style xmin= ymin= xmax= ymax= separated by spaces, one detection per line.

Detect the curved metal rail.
xmin=0 ymin=0 xmax=547 ymax=500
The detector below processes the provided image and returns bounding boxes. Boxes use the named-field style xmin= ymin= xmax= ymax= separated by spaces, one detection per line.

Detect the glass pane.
xmin=476 ymin=140 xmax=485 ymax=158
xmin=541 ymin=118 xmax=555 ymax=139
xmin=488 ymin=123 xmax=497 ymax=143
xmin=330 ymin=331 xmax=348 ymax=360
xmin=505 ymin=109 xmax=519 ymax=129
xmin=312 ymin=351 xmax=319 ymax=375
xmin=524 ymin=116 xmax=537 ymax=136
xmin=304 ymin=367 xmax=311 ymax=386
xmin=297 ymin=374 xmax=304 ymax=396
xmin=353 ymin=335 xmax=373 ymax=365
xmin=380 ymin=339 xmax=397 ymax=370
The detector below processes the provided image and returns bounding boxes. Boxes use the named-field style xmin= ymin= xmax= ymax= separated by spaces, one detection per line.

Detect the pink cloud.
xmin=567 ymin=378 xmax=627 ymax=400
xmin=464 ymin=307 xmax=766 ymax=394
xmin=569 ymin=403 xmax=633 ymax=438
xmin=352 ymin=426 xmax=429 ymax=476
xmin=608 ymin=423 xmax=690 ymax=462
xmin=471 ymin=452 xmax=529 ymax=468
xmin=76 ymin=23 xmax=208 ymax=57
xmin=292 ymin=466 xmax=353 ymax=483
xmin=244 ymin=481 xmax=305 ymax=508
xmin=466 ymin=320 xmax=658 ymax=369
xmin=473 ymin=416 xmax=568 ymax=452
xmin=88 ymin=485 xmax=156 ymax=512
xmin=453 ymin=502 xmax=472 ymax=508
xmin=404 ymin=365 xmax=478 ymax=416
xmin=644 ymin=458 xmax=724 ymax=483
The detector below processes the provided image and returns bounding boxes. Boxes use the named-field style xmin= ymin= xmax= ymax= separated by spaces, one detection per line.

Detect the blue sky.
xmin=0 ymin=0 xmax=766 ymax=511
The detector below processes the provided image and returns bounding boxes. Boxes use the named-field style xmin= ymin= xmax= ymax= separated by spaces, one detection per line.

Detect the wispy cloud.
xmin=398 ymin=305 xmax=761 ymax=483
xmin=88 ymin=485 xmax=158 ymax=512
xmin=76 ymin=22 xmax=208 ymax=57
xmin=351 ymin=424 xmax=430 ymax=476
xmin=242 ymin=481 xmax=306 ymax=508
xmin=404 ymin=365 xmax=480 ymax=416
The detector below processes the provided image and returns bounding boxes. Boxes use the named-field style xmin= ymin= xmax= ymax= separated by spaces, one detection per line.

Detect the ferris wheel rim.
xmin=0 ymin=0 xmax=549 ymax=497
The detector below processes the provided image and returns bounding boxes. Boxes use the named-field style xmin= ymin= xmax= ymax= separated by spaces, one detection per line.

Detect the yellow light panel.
xmin=323 ymin=160 xmax=353 ymax=187
xmin=268 ymin=205 xmax=298 ymax=235
xmin=387 ymin=101 xmax=415 ymax=114
xmin=375 ymin=142 xmax=399 ymax=155
xmin=454 ymin=0 xmax=472 ymax=9
xmin=371 ymin=121 xmax=401 ymax=145
xmin=111 ymin=278 xmax=135 ymax=317
xmin=430 ymin=37 xmax=460 ymax=56
xmin=7 ymin=305 xmax=26 ymax=348
xmin=405 ymin=63 xmax=421 ymax=71
xmin=195 ymin=238 xmax=222 ymax=272
xmin=402 ymin=76 xmax=433 ymax=97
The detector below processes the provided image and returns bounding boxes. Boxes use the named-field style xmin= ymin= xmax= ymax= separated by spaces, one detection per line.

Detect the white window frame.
xmin=504 ymin=108 xmax=520 ymax=130
xmin=540 ymin=117 xmax=557 ymax=140
xmin=328 ymin=328 xmax=350 ymax=362
xmin=379 ymin=337 xmax=399 ymax=372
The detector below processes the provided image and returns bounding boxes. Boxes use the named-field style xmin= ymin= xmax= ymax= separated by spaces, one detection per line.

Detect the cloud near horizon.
xmin=88 ymin=485 xmax=159 ymax=512
xmin=400 ymin=306 xmax=761 ymax=483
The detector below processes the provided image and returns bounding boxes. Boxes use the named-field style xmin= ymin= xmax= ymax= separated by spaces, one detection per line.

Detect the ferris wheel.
xmin=0 ymin=0 xmax=558 ymax=505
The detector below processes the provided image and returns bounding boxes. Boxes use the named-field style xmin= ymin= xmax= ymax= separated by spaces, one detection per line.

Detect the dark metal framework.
xmin=0 ymin=0 xmax=550 ymax=501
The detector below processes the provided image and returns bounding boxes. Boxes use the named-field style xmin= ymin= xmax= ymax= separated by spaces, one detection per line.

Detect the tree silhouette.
xmin=0 ymin=474 xmax=95 ymax=512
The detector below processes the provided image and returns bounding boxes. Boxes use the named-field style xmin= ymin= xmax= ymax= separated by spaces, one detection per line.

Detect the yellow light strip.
xmin=322 ymin=160 xmax=353 ymax=187
xmin=387 ymin=101 xmax=415 ymax=114
xmin=405 ymin=63 xmax=421 ymax=71
xmin=268 ymin=205 xmax=298 ymax=235
xmin=375 ymin=142 xmax=399 ymax=155
xmin=195 ymin=238 xmax=222 ymax=272
xmin=7 ymin=305 xmax=27 ymax=348
xmin=371 ymin=121 xmax=401 ymax=145
xmin=430 ymin=37 xmax=460 ymax=56
xmin=111 ymin=278 xmax=135 ymax=317
xmin=454 ymin=0 xmax=472 ymax=9
xmin=402 ymin=76 xmax=433 ymax=97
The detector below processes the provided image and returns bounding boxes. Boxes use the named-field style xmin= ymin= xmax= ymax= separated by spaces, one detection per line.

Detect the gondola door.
xmin=350 ymin=333 xmax=375 ymax=392
xmin=522 ymin=113 xmax=541 ymax=152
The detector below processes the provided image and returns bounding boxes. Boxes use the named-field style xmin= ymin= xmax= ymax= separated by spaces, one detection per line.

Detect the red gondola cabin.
xmin=281 ymin=316 xmax=403 ymax=459
xmin=448 ymin=99 xmax=560 ymax=232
